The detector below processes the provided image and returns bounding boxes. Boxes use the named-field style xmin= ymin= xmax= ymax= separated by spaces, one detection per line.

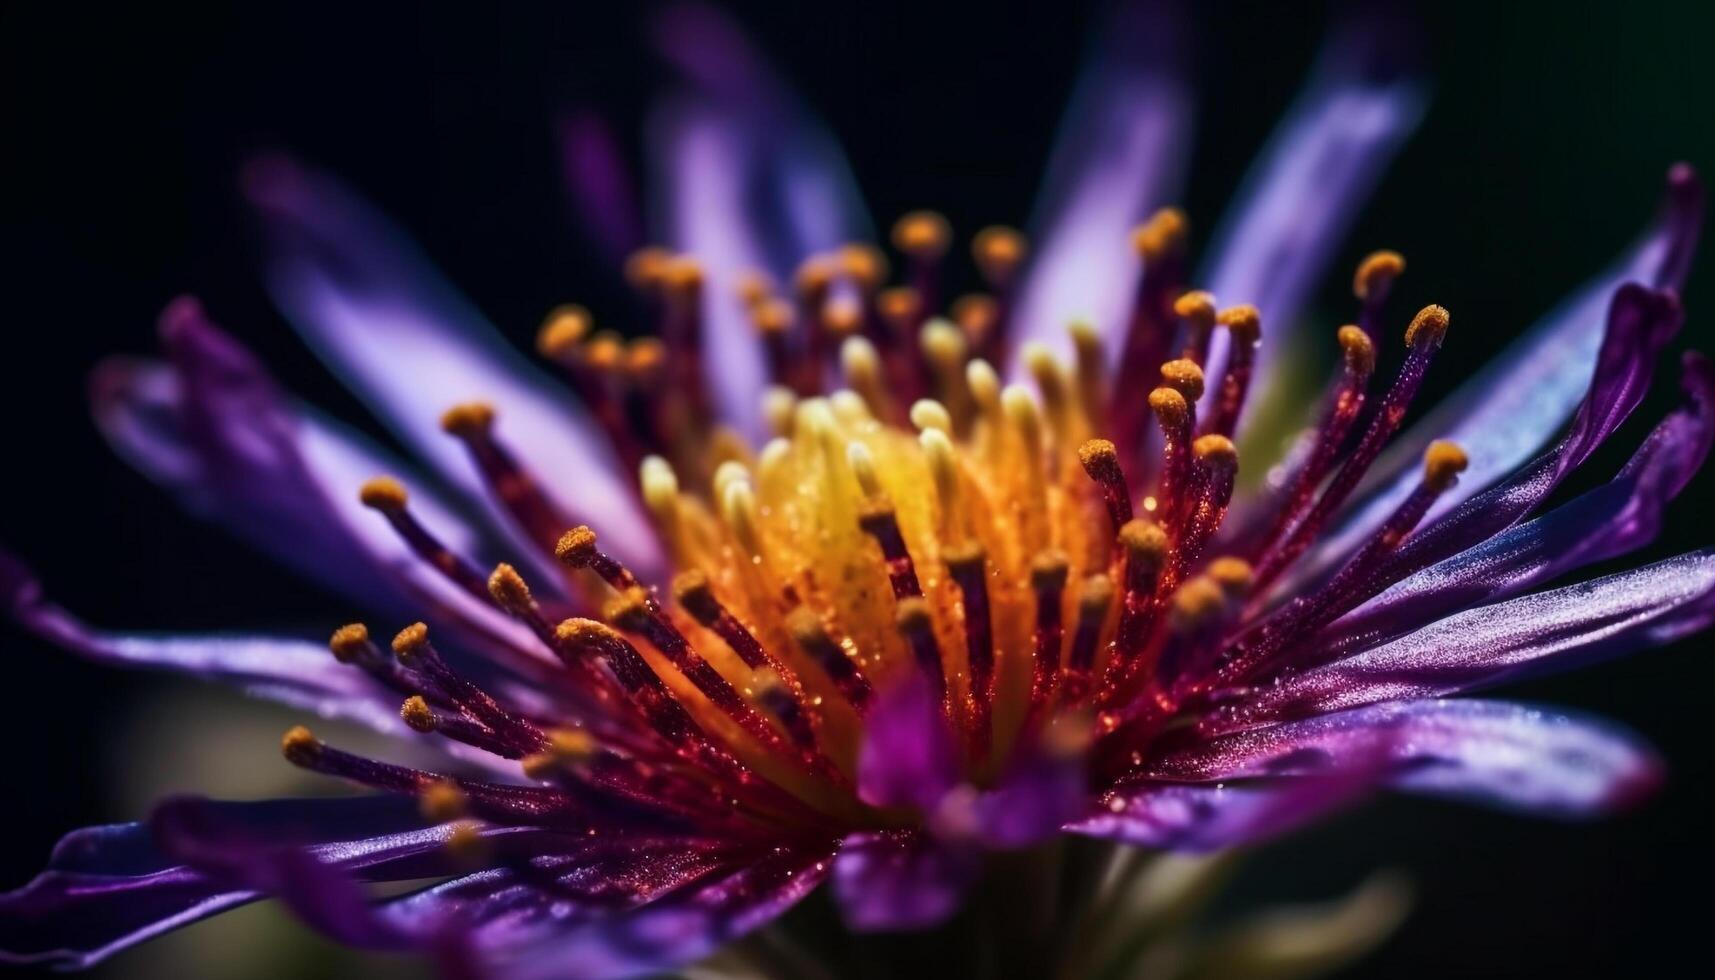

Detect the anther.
xmin=972 ymin=226 xmax=1027 ymax=285
xmin=1159 ymin=359 xmax=1205 ymax=402
xmin=401 ymin=695 xmax=437 ymax=733
xmin=786 ymin=607 xmax=872 ymax=711
xmin=894 ymin=596 xmax=946 ymax=706
xmin=841 ymin=336 xmax=892 ymax=419
xmin=736 ymin=269 xmax=775 ymax=309
xmin=910 ymin=399 xmax=953 ymax=433
xmin=847 ymin=442 xmax=882 ymax=498
xmin=878 ymin=287 xmax=922 ymax=332
xmin=1353 ymin=250 xmax=1405 ymax=302
xmin=330 ymin=623 xmax=373 ymax=664
xmin=1338 ymin=324 xmax=1376 ymax=376
xmin=1216 ymin=304 xmax=1262 ymax=344
xmin=486 ymin=563 xmax=535 ymax=616
xmin=359 ymin=476 xmax=409 ymax=512
xmin=838 ymin=243 xmax=889 ymax=290
xmin=419 ymin=781 xmax=468 ymax=823
xmin=536 ymin=304 xmax=591 ymax=361
xmin=554 ymin=526 xmax=599 ymax=568
xmin=281 ymin=725 xmax=321 ymax=765
xmin=440 ymin=402 xmax=496 ymax=439
xmin=952 ymin=294 xmax=1000 ymax=348
xmin=1132 ymin=207 xmax=1189 ymax=261
xmin=1079 ymin=439 xmax=1134 ymax=534
xmin=1206 ymin=556 xmax=1255 ymax=598
xmin=1148 ymin=386 xmax=1190 ymax=428
xmin=1404 ymin=304 xmax=1451 ymax=348
xmin=1169 ymin=576 xmax=1227 ymax=632
xmin=624 ymin=246 xmax=672 ymax=293
xmin=392 ymin=622 xmax=431 ymax=662
xmin=1191 ymin=434 xmax=1238 ymax=471
xmin=1062 ymin=574 xmax=1115 ymax=703
xmin=1422 ymin=439 xmax=1469 ymax=493
xmin=1174 ymin=290 xmax=1217 ymax=329
xmin=892 ymin=210 xmax=952 ymax=260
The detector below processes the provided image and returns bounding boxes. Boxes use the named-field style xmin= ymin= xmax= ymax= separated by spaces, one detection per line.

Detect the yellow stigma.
xmin=392 ymin=622 xmax=430 ymax=658
xmin=1337 ymin=325 xmax=1376 ymax=375
xmin=359 ymin=476 xmax=408 ymax=512
xmin=1206 ymin=556 xmax=1254 ymax=596
xmin=1119 ymin=519 xmax=1168 ymax=566
xmin=1405 ymin=304 xmax=1452 ymax=347
xmin=329 ymin=623 xmax=370 ymax=663
xmin=1132 ymin=207 xmax=1188 ymax=260
xmin=1216 ymin=304 xmax=1262 ymax=344
xmin=419 ymin=781 xmax=468 ymax=822
xmin=401 ymin=695 xmax=437 ymax=733
xmin=1173 ymin=290 xmax=1217 ymax=328
xmin=1159 ymin=359 xmax=1206 ymax=402
xmin=1192 ymin=434 xmax=1238 ymax=470
xmin=1148 ymin=386 xmax=1190 ymax=428
xmin=1423 ymin=440 xmax=1470 ymax=491
xmin=1354 ymin=249 xmax=1406 ymax=301
xmin=554 ymin=526 xmax=599 ymax=568
xmin=440 ymin=402 xmax=496 ymax=438
xmin=487 ymin=563 xmax=534 ymax=614
xmin=892 ymin=210 xmax=952 ymax=259
xmin=1170 ymin=576 xmax=1227 ymax=630
xmin=281 ymin=725 xmax=320 ymax=764
xmin=536 ymin=304 xmax=591 ymax=360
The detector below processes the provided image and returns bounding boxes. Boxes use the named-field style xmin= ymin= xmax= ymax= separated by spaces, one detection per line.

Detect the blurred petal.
xmin=1 ymin=551 xmax=406 ymax=734
xmin=1233 ymin=551 xmax=1715 ymax=729
xmin=1202 ymin=13 xmax=1426 ymax=426
xmin=557 ymin=110 xmax=646 ymax=267
xmin=1153 ymin=700 xmax=1661 ymax=817
xmin=242 ymin=156 xmax=660 ymax=574
xmin=489 ymin=844 xmax=835 ymax=980
xmin=1331 ymin=354 xmax=1714 ymax=642
xmin=971 ymin=736 xmax=1090 ymax=847
xmin=856 ymin=675 xmax=959 ymax=812
xmin=831 ymin=830 xmax=978 ymax=932
xmin=1008 ymin=0 xmax=1193 ymax=363
xmin=1323 ymin=167 xmax=1703 ymax=559
xmin=648 ymin=1 xmax=870 ymax=438
xmin=0 ymin=796 xmax=444 ymax=968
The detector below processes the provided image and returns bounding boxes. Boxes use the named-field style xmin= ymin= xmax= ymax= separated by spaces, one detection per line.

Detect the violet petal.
xmin=832 ymin=830 xmax=979 ymax=933
xmin=242 ymin=155 xmax=660 ymax=576
xmin=1007 ymin=0 xmax=1193 ymax=365
xmin=1154 ymin=699 xmax=1661 ymax=817
xmin=856 ymin=675 xmax=959 ymax=812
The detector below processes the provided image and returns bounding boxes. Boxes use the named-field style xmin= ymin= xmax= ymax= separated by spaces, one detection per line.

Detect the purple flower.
xmin=3 ymin=2 xmax=1711 ymax=977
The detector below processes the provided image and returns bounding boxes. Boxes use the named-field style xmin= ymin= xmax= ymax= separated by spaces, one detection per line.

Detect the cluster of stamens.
xmin=284 ymin=206 xmax=1466 ymax=847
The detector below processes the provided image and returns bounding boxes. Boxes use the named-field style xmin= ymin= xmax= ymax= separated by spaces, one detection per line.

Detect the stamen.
xmin=554 ymin=525 xmax=639 ymax=594
xmin=393 ymin=623 xmax=545 ymax=755
xmin=1148 ymin=387 xmax=1193 ymax=529
xmin=674 ymin=570 xmax=802 ymax=694
xmin=748 ymin=668 xmax=818 ymax=751
xmin=359 ymin=476 xmax=503 ymax=606
xmin=401 ymin=693 xmax=521 ymax=757
xmin=920 ymin=319 xmax=972 ymax=424
xmin=786 ymin=607 xmax=873 ymax=711
xmin=1096 ymin=520 xmax=1169 ymax=702
xmin=1203 ymin=305 xmax=1262 ymax=437
xmin=554 ymin=618 xmax=703 ymax=746
xmin=952 ymin=294 xmax=1001 ymax=354
xmin=762 ymin=386 xmax=799 ymax=438
xmin=841 ymin=336 xmax=894 ymax=421
xmin=946 ymin=542 xmax=996 ymax=755
xmin=1078 ymin=439 xmax=1135 ymax=537
xmin=1174 ymin=435 xmax=1239 ymax=577
xmin=1174 ymin=290 xmax=1218 ymax=363
xmin=419 ymin=781 xmax=469 ymax=823
xmin=1027 ymin=551 xmax=1070 ymax=722
xmin=625 ymin=246 xmax=672 ymax=296
xmin=920 ymin=428 xmax=963 ymax=542
xmin=1060 ymin=573 xmax=1115 ymax=703
xmin=1004 ymin=385 xmax=1051 ymax=549
xmin=1251 ymin=305 xmax=1450 ymax=593
xmin=535 ymin=305 xmax=592 ymax=363
xmin=441 ymin=403 xmax=570 ymax=551
xmin=1353 ymin=249 xmax=1405 ymax=340
xmin=857 ymin=493 xmax=925 ymax=600
xmin=1069 ymin=319 xmax=1107 ymax=428
xmin=1024 ymin=343 xmax=1075 ymax=457
xmin=972 ymin=226 xmax=1027 ymax=289
xmin=909 ymin=398 xmax=953 ymax=434
xmin=894 ymin=211 xmax=952 ymax=319
xmin=1112 ymin=208 xmax=1191 ymax=465
xmin=966 ymin=359 xmax=1004 ymax=456
xmin=639 ymin=456 xmax=688 ymax=565
xmin=329 ymin=622 xmax=448 ymax=703
xmin=894 ymin=596 xmax=947 ymax=709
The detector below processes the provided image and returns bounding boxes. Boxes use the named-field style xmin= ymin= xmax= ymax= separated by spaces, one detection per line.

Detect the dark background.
xmin=3 ymin=1 xmax=1712 ymax=976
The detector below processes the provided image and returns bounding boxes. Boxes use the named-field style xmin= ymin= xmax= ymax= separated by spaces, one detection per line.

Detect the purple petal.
xmin=1070 ymin=774 xmax=1375 ymax=852
xmin=831 ymin=830 xmax=979 ymax=933
xmin=0 ymin=796 xmax=447 ymax=968
xmin=1201 ymin=14 xmax=1426 ymax=427
xmin=856 ymin=675 xmax=959 ymax=812
xmin=969 ymin=736 xmax=1090 ymax=848
xmin=557 ymin=111 xmax=645 ymax=267
xmin=1321 ymin=167 xmax=1703 ymax=561
xmin=647 ymin=1 xmax=870 ymax=439
xmin=89 ymin=301 xmax=552 ymax=636
xmin=242 ymin=156 xmax=660 ymax=575
xmin=0 ymin=548 xmax=409 ymax=736
xmin=1232 ymin=551 xmax=1715 ymax=730
xmin=1329 ymin=354 xmax=1715 ymax=642
xmin=1007 ymin=0 xmax=1193 ymax=364
xmin=1155 ymin=700 xmax=1661 ymax=817
xmin=489 ymin=843 xmax=836 ymax=980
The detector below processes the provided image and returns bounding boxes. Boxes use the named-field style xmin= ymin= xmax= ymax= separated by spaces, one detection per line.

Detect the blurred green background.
xmin=3 ymin=1 xmax=1712 ymax=976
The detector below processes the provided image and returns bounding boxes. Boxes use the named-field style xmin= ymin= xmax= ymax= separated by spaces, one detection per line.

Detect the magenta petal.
xmin=1233 ymin=551 xmax=1715 ymax=730
xmin=1155 ymin=700 xmax=1662 ymax=817
xmin=832 ymin=831 xmax=979 ymax=933
xmin=1201 ymin=14 xmax=1426 ymax=426
xmin=1008 ymin=0 xmax=1193 ymax=365
xmin=0 ymin=796 xmax=443 ymax=968
xmin=856 ymin=675 xmax=960 ymax=812
xmin=1323 ymin=167 xmax=1703 ymax=561
xmin=1329 ymin=354 xmax=1715 ymax=644
xmin=971 ymin=741 xmax=1090 ymax=848
xmin=647 ymin=2 xmax=870 ymax=439
xmin=488 ymin=843 xmax=836 ymax=980
xmin=242 ymin=156 xmax=660 ymax=576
